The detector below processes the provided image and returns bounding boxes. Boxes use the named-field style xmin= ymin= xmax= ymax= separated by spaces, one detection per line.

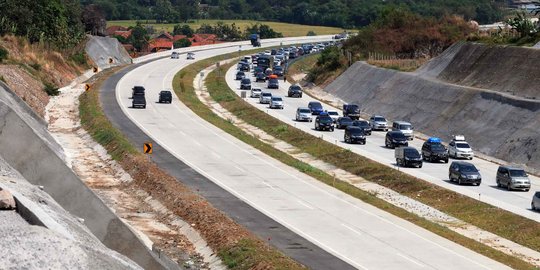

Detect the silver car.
xmin=370 ymin=115 xmax=388 ymax=131
xmin=392 ymin=121 xmax=413 ymax=140
xmin=296 ymin=107 xmax=312 ymax=122
xmin=259 ymin=92 xmax=272 ymax=104
xmin=532 ymin=191 xmax=540 ymax=211
xmin=496 ymin=166 xmax=530 ymax=191
xmin=270 ymin=96 xmax=284 ymax=109
xmin=250 ymin=88 xmax=262 ymax=98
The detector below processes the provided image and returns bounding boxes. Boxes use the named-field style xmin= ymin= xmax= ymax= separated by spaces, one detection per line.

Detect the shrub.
xmin=0 ymin=46 xmax=8 ymax=62
xmin=69 ymin=52 xmax=87 ymax=66
xmin=44 ymin=83 xmax=60 ymax=96
xmin=30 ymin=63 xmax=41 ymax=71
xmin=173 ymin=38 xmax=191 ymax=48
xmin=307 ymin=31 xmax=317 ymax=36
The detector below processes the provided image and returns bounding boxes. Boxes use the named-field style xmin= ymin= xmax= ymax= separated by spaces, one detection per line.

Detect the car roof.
xmin=387 ymin=131 xmax=403 ymax=135
xmin=297 ymin=107 xmax=310 ymax=110
xmin=393 ymin=121 xmax=411 ymax=125
xmin=346 ymin=126 xmax=362 ymax=130
xmin=309 ymin=101 xmax=321 ymax=105
xmin=499 ymin=165 xmax=525 ymax=170
xmin=452 ymin=161 xmax=475 ymax=166
xmin=252 ymin=88 xmax=261 ymax=91
xmin=371 ymin=115 xmax=385 ymax=118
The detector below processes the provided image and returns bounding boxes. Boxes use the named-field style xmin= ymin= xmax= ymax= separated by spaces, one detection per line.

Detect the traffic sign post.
xmin=143 ymin=142 xmax=152 ymax=154
xmin=93 ymin=67 xmax=98 ymax=73
xmin=85 ymin=84 xmax=91 ymax=91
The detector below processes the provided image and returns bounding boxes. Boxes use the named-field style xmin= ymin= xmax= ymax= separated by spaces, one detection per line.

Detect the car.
xmin=171 ymin=52 xmax=180 ymax=59
xmin=496 ymin=166 xmax=530 ymax=191
xmin=336 ymin=117 xmax=353 ymax=129
xmin=255 ymin=72 xmax=266 ymax=82
xmin=243 ymin=56 xmax=252 ymax=64
xmin=253 ymin=66 xmax=263 ymax=76
xmin=132 ymin=95 xmax=146 ymax=109
xmin=131 ymin=86 xmax=145 ymax=99
xmin=352 ymin=120 xmax=372 ymax=135
xmin=259 ymin=92 xmax=272 ymax=104
xmin=448 ymin=135 xmax=474 ymax=160
xmin=342 ymin=104 xmax=360 ymax=120
xmin=273 ymin=66 xmax=284 ymax=77
xmin=344 ymin=126 xmax=366 ymax=144
xmin=186 ymin=52 xmax=195 ymax=60
xmin=421 ymin=137 xmax=449 ymax=163
xmin=326 ymin=110 xmax=339 ymax=123
xmin=449 ymin=161 xmax=481 ymax=186
xmin=370 ymin=115 xmax=389 ymax=131
xmin=267 ymin=78 xmax=279 ymax=89
xmin=250 ymin=88 xmax=262 ymax=98
xmin=296 ymin=107 xmax=312 ymax=122
xmin=270 ymin=96 xmax=284 ymax=109
xmin=532 ymin=192 xmax=540 ymax=211
xmin=236 ymin=71 xmax=245 ymax=80
xmin=158 ymin=90 xmax=172 ymax=103
xmin=395 ymin=147 xmax=423 ymax=168
xmin=288 ymin=85 xmax=303 ymax=98
xmin=315 ymin=114 xmax=334 ymax=131
xmin=264 ymin=68 xmax=273 ymax=79
xmin=308 ymin=101 xmax=324 ymax=115
xmin=240 ymin=78 xmax=251 ymax=90
xmin=392 ymin=121 xmax=414 ymax=140
xmin=385 ymin=131 xmax=409 ymax=149
xmin=238 ymin=63 xmax=250 ymax=72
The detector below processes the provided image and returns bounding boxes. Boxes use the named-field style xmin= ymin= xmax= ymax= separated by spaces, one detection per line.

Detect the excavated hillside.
xmin=324 ymin=42 xmax=540 ymax=172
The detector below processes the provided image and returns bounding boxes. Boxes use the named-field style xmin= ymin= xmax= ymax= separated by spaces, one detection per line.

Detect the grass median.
xmin=173 ymin=50 xmax=538 ymax=269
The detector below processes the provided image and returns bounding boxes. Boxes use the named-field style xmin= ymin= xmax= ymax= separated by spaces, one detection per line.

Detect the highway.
xmin=109 ymin=38 xmax=511 ymax=269
xmin=225 ymin=58 xmax=540 ymax=223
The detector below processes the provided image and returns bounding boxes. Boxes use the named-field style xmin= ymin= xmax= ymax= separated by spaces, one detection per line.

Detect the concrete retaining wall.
xmin=324 ymin=56 xmax=540 ymax=172
xmin=85 ymin=36 xmax=132 ymax=69
xmin=0 ymin=83 xmax=173 ymax=269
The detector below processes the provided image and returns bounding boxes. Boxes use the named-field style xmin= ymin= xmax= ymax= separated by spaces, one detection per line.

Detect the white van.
xmin=392 ymin=121 xmax=414 ymax=140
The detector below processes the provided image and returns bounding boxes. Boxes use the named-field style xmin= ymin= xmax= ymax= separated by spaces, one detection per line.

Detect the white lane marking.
xmin=234 ymin=165 xmax=245 ymax=172
xmin=193 ymin=140 xmax=202 ymax=146
xmin=397 ymin=253 xmax=425 ymax=268
xmin=341 ymin=223 xmax=363 ymax=237
xmin=116 ymin=43 xmax=494 ymax=270
xmin=263 ymin=182 xmax=276 ymax=190
xmin=211 ymin=151 xmax=221 ymax=159
xmin=297 ymin=199 xmax=314 ymax=210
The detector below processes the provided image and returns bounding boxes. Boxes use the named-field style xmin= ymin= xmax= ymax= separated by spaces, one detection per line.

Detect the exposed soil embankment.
xmin=324 ymin=42 xmax=540 ymax=171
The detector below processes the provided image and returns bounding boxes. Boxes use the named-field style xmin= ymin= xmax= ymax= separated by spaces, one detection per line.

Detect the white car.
xmin=448 ymin=135 xmax=474 ymax=160
xmin=370 ymin=115 xmax=389 ymax=131
xmin=269 ymin=96 xmax=284 ymax=109
xmin=325 ymin=110 xmax=340 ymax=123
xmin=296 ymin=107 xmax=312 ymax=122
xmin=171 ymin=52 xmax=180 ymax=59
xmin=250 ymin=88 xmax=262 ymax=98
xmin=187 ymin=52 xmax=195 ymax=60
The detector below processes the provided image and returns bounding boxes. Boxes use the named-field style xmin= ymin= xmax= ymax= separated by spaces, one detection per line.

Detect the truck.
xmin=250 ymin=34 xmax=261 ymax=47
xmin=342 ymin=104 xmax=360 ymax=120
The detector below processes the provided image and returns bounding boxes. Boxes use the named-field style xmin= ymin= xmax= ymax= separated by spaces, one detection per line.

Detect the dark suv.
xmin=421 ymin=138 xmax=449 ymax=163
xmin=131 ymin=86 xmax=145 ymax=99
xmin=385 ymin=131 xmax=408 ymax=148
xmin=352 ymin=120 xmax=372 ymax=135
xmin=315 ymin=114 xmax=334 ymax=131
xmin=344 ymin=126 xmax=366 ymax=144
xmin=158 ymin=90 xmax=172 ymax=103
xmin=449 ymin=161 xmax=481 ymax=186
xmin=288 ymin=85 xmax=303 ymax=98
xmin=132 ymin=95 xmax=146 ymax=109
xmin=240 ymin=78 xmax=251 ymax=90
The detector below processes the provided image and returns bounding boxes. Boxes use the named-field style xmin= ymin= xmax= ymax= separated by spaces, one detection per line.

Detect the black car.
xmin=336 ymin=117 xmax=353 ymax=129
xmin=239 ymin=63 xmax=250 ymax=72
xmin=288 ymin=85 xmax=303 ymax=98
xmin=267 ymin=78 xmax=279 ymax=89
xmin=385 ymin=131 xmax=409 ymax=148
xmin=240 ymin=78 xmax=251 ymax=90
xmin=253 ymin=66 xmax=263 ymax=76
xmin=256 ymin=72 xmax=266 ymax=82
xmin=344 ymin=126 xmax=366 ymax=144
xmin=449 ymin=161 xmax=481 ymax=185
xmin=395 ymin=147 xmax=422 ymax=168
xmin=158 ymin=90 xmax=172 ymax=103
xmin=131 ymin=86 xmax=145 ymax=99
xmin=235 ymin=71 xmax=245 ymax=80
xmin=422 ymin=137 xmax=449 ymax=163
xmin=132 ymin=95 xmax=146 ymax=109
xmin=273 ymin=66 xmax=284 ymax=77
xmin=352 ymin=120 xmax=372 ymax=135
xmin=315 ymin=114 xmax=334 ymax=131
xmin=308 ymin=101 xmax=324 ymax=115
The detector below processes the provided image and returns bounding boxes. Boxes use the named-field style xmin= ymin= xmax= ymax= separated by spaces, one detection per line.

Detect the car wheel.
xmin=444 ymin=158 xmax=449 ymax=164
xmin=449 ymin=175 xmax=453 ymax=182
xmin=496 ymin=179 xmax=501 ymax=187
xmin=507 ymin=183 xmax=512 ymax=191
xmin=525 ymin=189 xmax=530 ymax=192
xmin=331 ymin=127 xmax=334 ymax=131
xmin=532 ymin=202 xmax=537 ymax=211
xmin=458 ymin=178 xmax=462 ymax=185
xmin=469 ymin=157 xmax=473 ymax=160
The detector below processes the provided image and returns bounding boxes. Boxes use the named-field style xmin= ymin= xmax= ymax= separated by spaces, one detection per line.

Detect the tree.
xmin=244 ymin=24 xmax=283 ymax=39
xmin=129 ymin=23 xmax=149 ymax=51
xmin=307 ymin=30 xmax=317 ymax=36
xmin=173 ymin=38 xmax=191 ymax=48
xmin=173 ymin=24 xmax=194 ymax=37
xmin=82 ymin=4 xmax=107 ymax=36
xmin=153 ymin=0 xmax=178 ymax=23
xmin=506 ymin=11 xmax=538 ymax=38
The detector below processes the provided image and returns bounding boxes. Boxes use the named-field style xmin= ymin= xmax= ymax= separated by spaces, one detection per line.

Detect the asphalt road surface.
xmin=112 ymin=38 xmax=510 ymax=269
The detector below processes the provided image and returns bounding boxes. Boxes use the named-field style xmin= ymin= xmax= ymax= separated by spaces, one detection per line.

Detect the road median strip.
xmin=174 ymin=52 xmax=540 ymax=269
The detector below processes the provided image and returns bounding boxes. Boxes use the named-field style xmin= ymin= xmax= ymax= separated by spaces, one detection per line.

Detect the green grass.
xmin=108 ymin=19 xmax=346 ymax=37
xmin=172 ymin=49 xmax=537 ymax=269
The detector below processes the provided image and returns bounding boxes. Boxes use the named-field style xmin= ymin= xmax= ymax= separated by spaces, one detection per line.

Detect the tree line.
xmin=81 ymin=0 xmax=506 ymax=28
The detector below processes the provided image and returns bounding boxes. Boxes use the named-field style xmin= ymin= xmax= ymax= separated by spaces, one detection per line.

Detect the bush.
xmin=307 ymin=31 xmax=317 ymax=36
xmin=173 ymin=38 xmax=191 ymax=48
xmin=0 ymin=46 xmax=8 ymax=62
xmin=44 ymin=83 xmax=60 ymax=96
xmin=69 ymin=52 xmax=87 ymax=66
xmin=30 ymin=63 xmax=41 ymax=71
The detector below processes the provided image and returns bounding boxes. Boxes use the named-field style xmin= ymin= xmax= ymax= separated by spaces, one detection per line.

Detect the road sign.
xmin=143 ymin=142 xmax=152 ymax=154
xmin=93 ymin=67 xmax=98 ymax=73
xmin=85 ymin=84 xmax=90 ymax=91
xmin=108 ymin=57 xmax=113 ymax=64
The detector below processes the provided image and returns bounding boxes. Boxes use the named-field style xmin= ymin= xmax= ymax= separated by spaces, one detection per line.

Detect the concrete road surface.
xmin=113 ymin=39 xmax=510 ymax=269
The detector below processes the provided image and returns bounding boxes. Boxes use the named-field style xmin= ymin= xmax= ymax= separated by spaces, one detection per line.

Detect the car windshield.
xmin=374 ymin=117 xmax=386 ymax=122
xmin=327 ymin=111 xmax=338 ymax=116
xmin=460 ymin=164 xmax=478 ymax=173
xmin=269 ymin=79 xmax=278 ymax=83
xmin=509 ymin=169 xmax=528 ymax=177
xmin=400 ymin=124 xmax=412 ymax=130
xmin=290 ymin=86 xmax=301 ymax=91
xmin=349 ymin=128 xmax=364 ymax=135
xmin=341 ymin=118 xmax=353 ymax=124
xmin=274 ymin=66 xmax=283 ymax=71
xmin=262 ymin=93 xmax=271 ymax=97
xmin=354 ymin=121 xmax=369 ymax=127
xmin=319 ymin=116 xmax=333 ymax=123
xmin=241 ymin=79 xmax=250 ymax=83
xmin=310 ymin=103 xmax=322 ymax=109
xmin=299 ymin=109 xmax=311 ymax=113
xmin=392 ymin=132 xmax=406 ymax=139
xmin=404 ymin=149 xmax=420 ymax=158
xmin=272 ymin=97 xmax=282 ymax=101
xmin=431 ymin=143 xmax=446 ymax=151
xmin=252 ymin=88 xmax=261 ymax=92
xmin=237 ymin=72 xmax=244 ymax=76
xmin=456 ymin=143 xmax=470 ymax=148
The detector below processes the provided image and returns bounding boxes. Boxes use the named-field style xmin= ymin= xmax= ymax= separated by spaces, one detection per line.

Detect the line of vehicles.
xmin=129 ymin=86 xmax=173 ymax=109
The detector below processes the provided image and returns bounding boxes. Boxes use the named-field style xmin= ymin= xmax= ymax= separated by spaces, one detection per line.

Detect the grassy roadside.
xmin=174 ymin=52 xmax=537 ymax=268
xmin=79 ymin=67 xmax=306 ymax=270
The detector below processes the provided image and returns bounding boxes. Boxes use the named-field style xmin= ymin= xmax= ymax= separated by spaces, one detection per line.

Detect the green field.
xmin=107 ymin=20 xmax=346 ymax=37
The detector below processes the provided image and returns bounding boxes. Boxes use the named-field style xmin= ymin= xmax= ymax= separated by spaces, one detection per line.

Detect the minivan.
xmin=344 ymin=126 xmax=366 ymax=144
xmin=385 ymin=131 xmax=408 ymax=148
xmin=392 ymin=121 xmax=414 ymax=140
xmin=496 ymin=166 xmax=530 ymax=191
xmin=449 ymin=161 xmax=481 ymax=186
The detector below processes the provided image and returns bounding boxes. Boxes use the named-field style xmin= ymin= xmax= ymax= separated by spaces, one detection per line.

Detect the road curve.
xmin=108 ymin=38 xmax=509 ymax=269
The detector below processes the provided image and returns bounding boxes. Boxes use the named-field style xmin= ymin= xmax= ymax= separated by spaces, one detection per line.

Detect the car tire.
xmin=449 ymin=175 xmax=453 ymax=182
xmin=331 ymin=127 xmax=334 ymax=131
xmin=532 ymin=202 xmax=537 ymax=211
xmin=418 ymin=164 xmax=422 ymax=168
xmin=507 ymin=183 xmax=512 ymax=191
xmin=525 ymin=189 xmax=530 ymax=192
xmin=458 ymin=178 xmax=462 ymax=185
xmin=496 ymin=179 xmax=501 ymax=187
xmin=444 ymin=158 xmax=449 ymax=164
